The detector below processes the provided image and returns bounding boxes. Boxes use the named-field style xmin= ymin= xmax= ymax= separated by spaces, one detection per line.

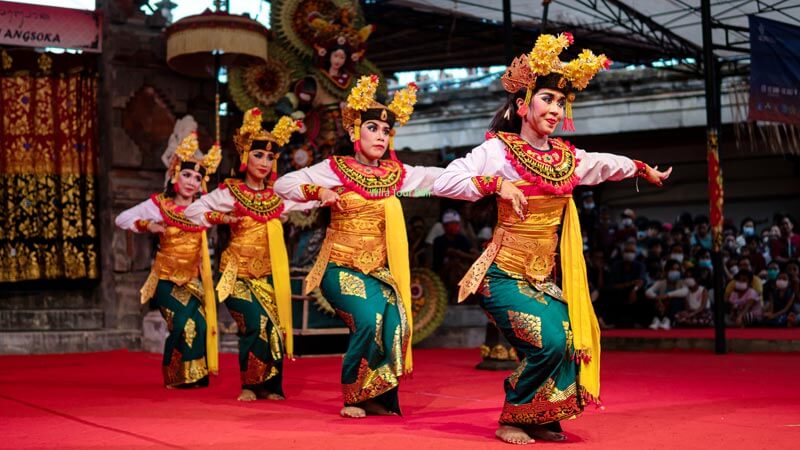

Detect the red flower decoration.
xmin=408 ymin=82 xmax=418 ymax=90
xmin=252 ymin=108 xmax=262 ymax=116
xmin=603 ymin=58 xmax=613 ymax=70
xmin=564 ymin=32 xmax=574 ymax=44
xmin=370 ymin=74 xmax=379 ymax=83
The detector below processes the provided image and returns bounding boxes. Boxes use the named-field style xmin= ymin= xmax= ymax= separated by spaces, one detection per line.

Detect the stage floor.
xmin=1 ymin=349 xmax=797 ymax=449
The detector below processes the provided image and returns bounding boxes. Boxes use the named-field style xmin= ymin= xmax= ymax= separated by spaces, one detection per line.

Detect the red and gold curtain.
xmin=0 ymin=52 xmax=98 ymax=282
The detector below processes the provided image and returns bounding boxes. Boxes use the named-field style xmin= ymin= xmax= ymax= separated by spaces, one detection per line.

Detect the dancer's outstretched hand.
xmin=319 ymin=187 xmax=341 ymax=208
xmin=645 ymin=165 xmax=672 ymax=187
xmin=221 ymin=214 xmax=241 ymax=225
xmin=498 ymin=181 xmax=528 ymax=220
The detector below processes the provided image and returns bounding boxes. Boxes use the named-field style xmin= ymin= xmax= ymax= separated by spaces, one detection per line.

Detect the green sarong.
xmin=151 ymin=279 xmax=209 ymax=388
xmin=479 ymin=264 xmax=587 ymax=425
xmin=224 ymin=276 xmax=284 ymax=396
xmin=320 ymin=263 xmax=409 ymax=415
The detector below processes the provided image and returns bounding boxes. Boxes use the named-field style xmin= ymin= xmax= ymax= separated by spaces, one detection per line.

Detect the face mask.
xmin=667 ymin=270 xmax=682 ymax=281
xmin=743 ymin=226 xmax=755 ymax=236
xmin=583 ymin=202 xmax=595 ymax=210
xmin=670 ymin=253 xmax=684 ymax=263
xmin=762 ymin=236 xmax=770 ymax=244
xmin=776 ymin=279 xmax=789 ymax=289
xmin=699 ymin=259 xmax=713 ymax=269
xmin=637 ymin=231 xmax=646 ymax=239
xmin=735 ymin=281 xmax=748 ymax=291
xmin=623 ymin=252 xmax=636 ymax=262
xmin=767 ymin=268 xmax=780 ymax=280
xmin=685 ymin=278 xmax=697 ymax=288
xmin=729 ymin=266 xmax=739 ymax=275
xmin=621 ymin=218 xmax=633 ymax=227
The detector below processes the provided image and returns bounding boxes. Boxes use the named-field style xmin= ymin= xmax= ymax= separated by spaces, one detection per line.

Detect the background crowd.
xmin=409 ymin=192 xmax=799 ymax=330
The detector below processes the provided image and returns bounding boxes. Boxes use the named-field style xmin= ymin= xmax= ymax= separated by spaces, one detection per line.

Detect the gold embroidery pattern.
xmin=534 ymin=281 xmax=564 ymax=302
xmin=230 ymin=310 xmax=246 ymax=334
xmin=259 ymin=315 xmax=268 ymax=342
xmin=184 ymin=318 xmax=197 ymax=348
xmin=225 ymin=179 xmax=283 ymax=220
xmin=391 ymin=325 xmax=403 ymax=376
xmin=330 ymin=156 xmax=404 ymax=198
xmin=380 ymin=284 xmax=395 ymax=305
xmin=500 ymin=378 xmax=585 ymax=425
xmin=563 ymin=321 xmax=574 ymax=356
xmin=247 ymin=279 xmax=280 ymax=330
xmin=375 ymin=313 xmax=384 ymax=352
xmin=270 ymin=326 xmax=283 ymax=360
xmin=508 ymin=359 xmax=528 ymax=390
xmin=517 ymin=281 xmax=548 ymax=305
xmin=242 ymin=351 xmax=278 ymax=385
xmin=163 ymin=349 xmax=208 ymax=387
xmin=508 ymin=311 xmax=543 ymax=348
xmin=153 ymin=193 xmax=204 ymax=232
xmin=160 ymin=307 xmax=175 ymax=332
xmin=231 ymin=280 xmax=251 ymax=301
xmin=497 ymin=132 xmax=576 ymax=185
xmin=342 ymin=358 xmax=399 ymax=405
xmin=171 ymin=285 xmax=192 ymax=306
xmin=336 ymin=308 xmax=356 ymax=332
xmin=339 ymin=271 xmax=367 ymax=299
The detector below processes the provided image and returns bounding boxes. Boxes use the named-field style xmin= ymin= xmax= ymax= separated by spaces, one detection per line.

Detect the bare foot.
xmin=495 ymin=425 xmax=534 ymax=445
xmin=237 ymin=389 xmax=257 ymax=402
xmin=524 ymin=424 xmax=567 ymax=442
xmin=340 ymin=406 xmax=367 ymax=418
xmin=265 ymin=393 xmax=285 ymax=401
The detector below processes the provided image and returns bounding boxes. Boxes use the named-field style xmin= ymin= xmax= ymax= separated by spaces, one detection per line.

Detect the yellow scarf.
xmin=560 ymin=198 xmax=601 ymax=401
xmin=267 ymin=218 xmax=293 ymax=357
xmin=200 ymin=231 xmax=218 ymax=374
xmin=384 ymin=196 xmax=413 ymax=374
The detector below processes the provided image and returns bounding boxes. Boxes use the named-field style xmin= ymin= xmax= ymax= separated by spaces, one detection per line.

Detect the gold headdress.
xmin=234 ymin=107 xmax=303 ymax=180
xmin=342 ymin=75 xmax=418 ymax=161
xmin=170 ymin=131 xmax=222 ymax=192
xmin=501 ymin=32 xmax=611 ymax=131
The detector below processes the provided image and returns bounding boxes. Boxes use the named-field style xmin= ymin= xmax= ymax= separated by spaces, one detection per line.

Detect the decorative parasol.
xmin=164 ymin=0 xmax=269 ymax=142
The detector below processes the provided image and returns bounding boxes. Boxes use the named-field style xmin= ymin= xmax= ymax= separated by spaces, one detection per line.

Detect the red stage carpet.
xmin=1 ymin=349 xmax=798 ymax=449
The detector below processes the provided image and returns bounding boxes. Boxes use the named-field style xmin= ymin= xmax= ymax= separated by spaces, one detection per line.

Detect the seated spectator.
xmin=614 ymin=209 xmax=637 ymax=243
xmin=645 ymin=260 xmax=688 ymax=330
xmin=667 ymin=243 xmax=686 ymax=266
xmin=587 ymin=250 xmax=612 ymax=328
xmin=742 ymin=236 xmax=767 ymax=275
xmin=725 ymin=270 xmax=763 ymax=327
xmin=764 ymin=261 xmax=780 ymax=284
xmin=736 ymin=217 xmax=756 ymax=248
xmin=675 ymin=268 xmax=712 ymax=327
xmin=691 ymin=215 xmax=713 ymax=250
xmin=725 ymin=257 xmax=763 ymax=298
xmin=787 ymin=260 xmax=800 ymax=291
xmin=763 ymin=270 xmax=796 ymax=327
xmin=770 ymin=216 xmax=800 ymax=264
xmin=606 ymin=242 xmax=648 ymax=327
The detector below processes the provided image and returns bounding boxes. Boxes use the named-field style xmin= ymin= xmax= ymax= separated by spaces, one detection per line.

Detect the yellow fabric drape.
xmin=267 ymin=218 xmax=293 ymax=357
xmin=200 ymin=231 xmax=219 ymax=374
xmin=560 ymin=198 xmax=601 ymax=400
xmin=384 ymin=196 xmax=413 ymax=373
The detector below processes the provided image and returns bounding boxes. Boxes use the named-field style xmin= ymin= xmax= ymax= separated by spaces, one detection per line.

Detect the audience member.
xmin=674 ymin=268 xmax=712 ymax=327
xmin=645 ymin=259 xmax=688 ymax=330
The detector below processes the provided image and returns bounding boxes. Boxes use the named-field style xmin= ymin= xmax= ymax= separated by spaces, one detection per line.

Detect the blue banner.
xmin=749 ymin=16 xmax=800 ymax=125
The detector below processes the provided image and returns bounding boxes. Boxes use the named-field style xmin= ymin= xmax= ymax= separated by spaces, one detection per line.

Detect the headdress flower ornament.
xmin=342 ymin=74 xmax=418 ymax=161
xmin=501 ymin=32 xmax=611 ymax=131
xmin=234 ymin=107 xmax=303 ymax=181
xmin=170 ymin=131 xmax=222 ymax=192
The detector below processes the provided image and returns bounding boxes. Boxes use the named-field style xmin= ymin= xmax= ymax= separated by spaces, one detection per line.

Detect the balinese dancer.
xmin=185 ymin=110 xmax=301 ymax=401
xmin=274 ymin=76 xmax=442 ymax=418
xmin=433 ymin=33 xmax=671 ymax=444
xmin=115 ymin=132 xmax=221 ymax=388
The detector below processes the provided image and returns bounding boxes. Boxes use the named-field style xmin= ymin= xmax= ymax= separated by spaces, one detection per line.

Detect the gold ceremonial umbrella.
xmin=165 ymin=3 xmax=268 ymax=142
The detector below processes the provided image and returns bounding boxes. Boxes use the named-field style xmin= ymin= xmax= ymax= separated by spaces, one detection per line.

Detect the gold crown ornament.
xmin=501 ymin=32 xmax=611 ymax=131
xmin=234 ymin=107 xmax=303 ymax=181
xmin=170 ymin=132 xmax=222 ymax=192
xmin=342 ymin=74 xmax=418 ymax=161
